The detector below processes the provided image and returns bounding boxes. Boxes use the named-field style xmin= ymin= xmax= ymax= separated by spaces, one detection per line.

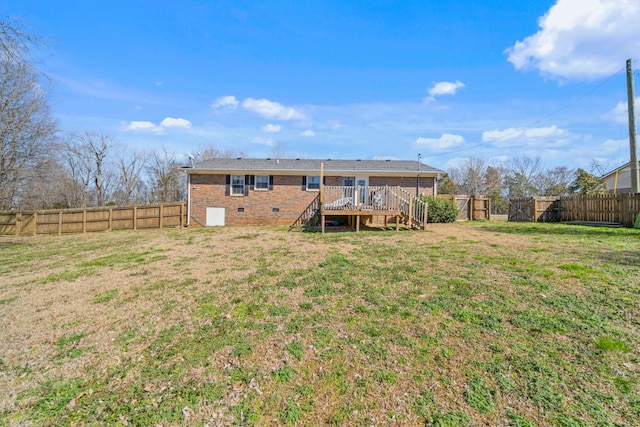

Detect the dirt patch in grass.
xmin=1 ymin=223 xmax=638 ymax=426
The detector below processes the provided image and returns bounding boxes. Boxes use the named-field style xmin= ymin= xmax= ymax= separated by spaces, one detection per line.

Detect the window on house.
xmin=307 ymin=176 xmax=320 ymax=191
xmin=231 ymin=175 xmax=245 ymax=195
xmin=255 ymin=175 xmax=269 ymax=190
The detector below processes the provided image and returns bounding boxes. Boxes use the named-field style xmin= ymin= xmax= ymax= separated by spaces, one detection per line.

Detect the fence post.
xmin=133 ymin=207 xmax=137 ymax=230
xmin=33 ymin=212 xmax=37 ymax=236
xmin=423 ymin=202 xmax=428 ymax=230
xmin=109 ymin=207 xmax=113 ymax=231
xmin=471 ymin=195 xmax=475 ymax=220
xmin=408 ymin=198 xmax=413 ymax=226
xmin=58 ymin=210 xmax=63 ymax=235
xmin=15 ymin=213 xmax=21 ymax=236
xmin=159 ymin=204 xmax=163 ymax=229
xmin=82 ymin=209 xmax=87 ymax=234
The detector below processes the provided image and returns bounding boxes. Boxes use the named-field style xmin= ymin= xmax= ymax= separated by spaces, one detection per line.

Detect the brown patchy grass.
xmin=0 ymin=222 xmax=639 ymax=426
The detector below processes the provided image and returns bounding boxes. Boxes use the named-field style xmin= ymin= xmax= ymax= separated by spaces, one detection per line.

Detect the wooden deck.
xmin=320 ymin=185 xmax=426 ymax=232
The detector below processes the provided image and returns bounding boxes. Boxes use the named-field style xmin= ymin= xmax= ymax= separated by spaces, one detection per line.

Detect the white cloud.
xmin=600 ymin=138 xmax=627 ymax=155
xmin=416 ymin=133 xmax=465 ymax=150
xmin=160 ymin=117 xmax=192 ymax=129
xmin=242 ymin=98 xmax=305 ymax=120
xmin=506 ymin=0 xmax=640 ymax=81
xmin=123 ymin=117 xmax=192 ymax=134
xmin=482 ymin=125 xmax=571 ymax=147
xmin=263 ymin=124 xmax=282 ymax=133
xmin=211 ymin=95 xmax=239 ymax=109
xmin=602 ymin=97 xmax=640 ymax=123
xmin=124 ymin=121 xmax=163 ymax=134
xmin=250 ymin=136 xmax=276 ymax=147
xmin=425 ymin=80 xmax=465 ymax=103
xmin=301 ymin=130 xmax=315 ymax=137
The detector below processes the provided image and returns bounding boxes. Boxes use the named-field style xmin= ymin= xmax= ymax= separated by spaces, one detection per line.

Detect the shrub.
xmin=422 ymin=196 xmax=458 ymax=223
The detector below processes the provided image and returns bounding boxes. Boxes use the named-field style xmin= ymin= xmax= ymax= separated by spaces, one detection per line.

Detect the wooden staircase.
xmin=395 ymin=188 xmax=427 ymax=230
xmin=289 ymin=194 xmax=320 ymax=230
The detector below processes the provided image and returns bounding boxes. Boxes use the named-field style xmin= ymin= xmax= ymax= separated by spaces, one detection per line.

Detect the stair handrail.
xmin=289 ymin=193 xmax=321 ymax=229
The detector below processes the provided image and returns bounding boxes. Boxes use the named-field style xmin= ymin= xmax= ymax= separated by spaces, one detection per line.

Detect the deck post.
xmin=321 ymin=214 xmax=325 ymax=234
xmin=408 ymin=198 xmax=413 ymax=227
xmin=396 ymin=215 xmax=399 ymax=231
xmin=356 ymin=215 xmax=360 ymax=232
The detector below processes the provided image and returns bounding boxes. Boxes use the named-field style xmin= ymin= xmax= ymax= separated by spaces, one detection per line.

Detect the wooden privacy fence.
xmin=509 ymin=197 xmax=560 ymax=222
xmin=0 ymin=202 xmax=187 ymax=236
xmin=440 ymin=195 xmax=491 ymax=221
xmin=508 ymin=194 xmax=640 ymax=227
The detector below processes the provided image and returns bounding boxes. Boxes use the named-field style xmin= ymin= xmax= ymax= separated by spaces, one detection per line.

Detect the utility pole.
xmin=626 ymin=59 xmax=640 ymax=193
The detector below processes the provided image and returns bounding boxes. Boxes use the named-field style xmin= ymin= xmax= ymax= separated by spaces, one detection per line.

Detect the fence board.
xmin=0 ymin=202 xmax=186 ymax=236
xmin=439 ymin=195 xmax=490 ymax=221
xmin=509 ymin=194 xmax=640 ymax=227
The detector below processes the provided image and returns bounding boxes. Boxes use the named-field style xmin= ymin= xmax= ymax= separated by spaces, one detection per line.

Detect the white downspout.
xmin=187 ymin=172 xmax=191 ymax=226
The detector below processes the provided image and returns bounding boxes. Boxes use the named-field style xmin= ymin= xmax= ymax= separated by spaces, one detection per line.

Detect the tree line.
xmin=439 ymin=156 xmax=608 ymax=214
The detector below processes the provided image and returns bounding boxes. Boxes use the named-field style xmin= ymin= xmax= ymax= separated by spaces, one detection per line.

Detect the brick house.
xmin=184 ymin=158 xmax=445 ymax=227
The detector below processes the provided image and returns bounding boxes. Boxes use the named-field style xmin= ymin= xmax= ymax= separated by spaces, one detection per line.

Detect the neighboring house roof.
xmin=600 ymin=161 xmax=640 ymax=180
xmin=184 ymin=158 xmax=445 ymax=177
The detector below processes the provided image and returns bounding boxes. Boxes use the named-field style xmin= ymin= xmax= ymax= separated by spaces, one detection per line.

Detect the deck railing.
xmin=321 ymin=185 xmax=427 ymax=229
xmin=323 ymin=185 xmax=403 ymax=211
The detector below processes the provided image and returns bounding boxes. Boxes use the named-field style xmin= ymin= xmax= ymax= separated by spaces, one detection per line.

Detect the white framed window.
xmin=231 ymin=175 xmax=245 ymax=195
xmin=255 ymin=175 xmax=269 ymax=190
xmin=307 ymin=176 xmax=320 ymax=191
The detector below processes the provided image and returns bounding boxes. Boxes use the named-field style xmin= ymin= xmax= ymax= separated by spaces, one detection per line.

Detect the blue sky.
xmin=4 ymin=0 xmax=640 ymax=172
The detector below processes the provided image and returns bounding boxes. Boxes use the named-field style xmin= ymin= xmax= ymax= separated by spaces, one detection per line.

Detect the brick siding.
xmin=189 ymin=174 xmax=435 ymax=226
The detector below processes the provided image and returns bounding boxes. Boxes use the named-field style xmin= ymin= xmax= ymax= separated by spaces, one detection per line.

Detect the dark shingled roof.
xmin=187 ymin=158 xmax=444 ymax=175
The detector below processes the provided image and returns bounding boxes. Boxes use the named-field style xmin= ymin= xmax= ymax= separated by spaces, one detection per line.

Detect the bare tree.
xmin=0 ymin=17 xmax=39 ymax=70
xmin=535 ymin=166 xmax=573 ymax=196
xmin=504 ymin=156 xmax=544 ymax=197
xmin=147 ymin=148 xmax=185 ymax=203
xmin=112 ymin=148 xmax=148 ymax=205
xmin=449 ymin=157 xmax=487 ymax=195
xmin=268 ymin=144 xmax=288 ymax=159
xmin=199 ymin=145 xmax=247 ymax=160
xmin=63 ymin=131 xmax=115 ymax=206
xmin=15 ymin=156 xmax=67 ymax=209
xmin=0 ymin=18 xmax=57 ymax=209
xmin=61 ymin=141 xmax=94 ymax=207
xmin=589 ymin=159 xmax=613 ymax=177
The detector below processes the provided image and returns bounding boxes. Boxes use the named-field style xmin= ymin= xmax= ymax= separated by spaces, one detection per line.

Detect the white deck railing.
xmin=322 ymin=185 xmax=427 ymax=229
xmin=323 ymin=185 xmax=403 ymax=211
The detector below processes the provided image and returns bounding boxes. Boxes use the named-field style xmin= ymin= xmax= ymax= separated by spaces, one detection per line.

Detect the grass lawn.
xmin=0 ymin=221 xmax=638 ymax=426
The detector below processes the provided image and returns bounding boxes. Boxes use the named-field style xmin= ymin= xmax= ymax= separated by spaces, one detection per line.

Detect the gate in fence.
xmin=441 ymin=195 xmax=490 ymax=221
xmin=508 ymin=194 xmax=640 ymax=227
